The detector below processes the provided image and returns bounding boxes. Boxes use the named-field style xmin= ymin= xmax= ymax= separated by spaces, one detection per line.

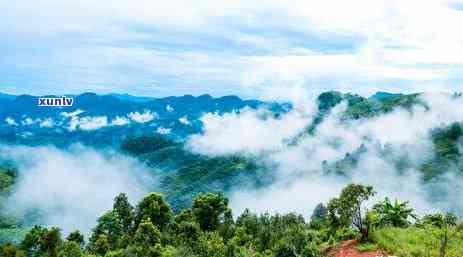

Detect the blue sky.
xmin=1 ymin=0 xmax=463 ymax=100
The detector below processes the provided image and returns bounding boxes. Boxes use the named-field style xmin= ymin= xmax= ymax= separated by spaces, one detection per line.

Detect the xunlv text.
xmin=37 ymin=96 xmax=74 ymax=107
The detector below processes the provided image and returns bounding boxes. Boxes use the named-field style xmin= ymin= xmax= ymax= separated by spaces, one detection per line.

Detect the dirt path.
xmin=331 ymin=240 xmax=388 ymax=257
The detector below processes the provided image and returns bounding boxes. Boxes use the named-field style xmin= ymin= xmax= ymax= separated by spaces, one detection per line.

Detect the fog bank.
xmin=0 ymin=144 xmax=155 ymax=235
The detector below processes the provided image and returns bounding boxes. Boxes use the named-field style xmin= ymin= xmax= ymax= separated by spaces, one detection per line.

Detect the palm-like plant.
xmin=373 ymin=197 xmax=417 ymax=227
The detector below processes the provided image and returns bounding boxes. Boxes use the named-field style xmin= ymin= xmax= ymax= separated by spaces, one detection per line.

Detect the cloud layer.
xmin=0 ymin=144 xmax=155 ymax=235
xmin=1 ymin=0 xmax=462 ymax=97
xmin=188 ymin=93 xmax=463 ymax=218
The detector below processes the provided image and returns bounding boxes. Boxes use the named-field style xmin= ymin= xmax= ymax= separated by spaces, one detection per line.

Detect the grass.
xmin=356 ymin=242 xmax=378 ymax=252
xmin=370 ymin=226 xmax=463 ymax=257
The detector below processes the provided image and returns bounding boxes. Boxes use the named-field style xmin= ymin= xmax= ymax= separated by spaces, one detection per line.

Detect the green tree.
xmin=20 ymin=226 xmax=62 ymax=257
xmin=41 ymin=228 xmax=62 ymax=257
xmin=174 ymin=209 xmax=195 ymax=224
xmin=419 ymin=213 xmax=457 ymax=228
xmin=327 ymin=183 xmax=375 ymax=240
xmin=66 ymin=231 xmax=84 ymax=248
xmin=59 ymin=241 xmax=82 ymax=257
xmin=192 ymin=192 xmax=230 ymax=231
xmin=133 ymin=220 xmax=161 ymax=246
xmin=93 ymin=234 xmax=110 ymax=256
xmin=1 ymin=243 xmax=17 ymax=257
xmin=310 ymin=203 xmax=328 ymax=229
xmin=373 ymin=197 xmax=417 ymax=227
xmin=88 ymin=211 xmax=122 ymax=251
xmin=176 ymin=221 xmax=201 ymax=246
xmin=134 ymin=193 xmax=173 ymax=230
xmin=20 ymin=225 xmax=47 ymax=257
xmin=311 ymin=203 xmax=328 ymax=221
xmin=273 ymin=240 xmax=297 ymax=257
xmin=195 ymin=232 xmax=225 ymax=257
xmin=219 ymin=209 xmax=235 ymax=242
xmin=113 ymin=193 xmax=134 ymax=234
xmin=125 ymin=223 xmax=163 ymax=257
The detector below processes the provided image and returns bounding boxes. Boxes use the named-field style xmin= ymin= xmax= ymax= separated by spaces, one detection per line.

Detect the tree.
xmin=195 ymin=232 xmax=225 ymax=257
xmin=373 ymin=197 xmax=417 ymax=227
xmin=66 ymin=231 xmax=84 ymax=248
xmin=93 ymin=234 xmax=110 ymax=256
xmin=59 ymin=241 xmax=82 ymax=257
xmin=310 ymin=203 xmax=328 ymax=229
xmin=273 ymin=240 xmax=297 ymax=257
xmin=134 ymin=193 xmax=173 ymax=230
xmin=1 ymin=243 xmax=18 ymax=257
xmin=192 ymin=192 xmax=230 ymax=231
xmin=124 ymin=221 xmax=163 ymax=257
xmin=20 ymin=225 xmax=47 ymax=257
xmin=174 ymin=209 xmax=195 ymax=224
xmin=40 ymin=228 xmax=62 ymax=257
xmin=311 ymin=203 xmax=328 ymax=221
xmin=134 ymin=220 xmax=161 ymax=246
xmin=88 ymin=211 xmax=122 ymax=250
xmin=327 ymin=183 xmax=375 ymax=240
xmin=219 ymin=209 xmax=235 ymax=241
xmin=419 ymin=213 xmax=457 ymax=228
xmin=176 ymin=221 xmax=201 ymax=246
xmin=20 ymin=226 xmax=62 ymax=257
xmin=113 ymin=193 xmax=134 ymax=234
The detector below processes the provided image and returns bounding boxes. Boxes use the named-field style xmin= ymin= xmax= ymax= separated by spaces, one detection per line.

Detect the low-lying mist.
xmin=0 ymin=144 xmax=156 ymax=235
xmin=187 ymin=93 xmax=463 ymax=218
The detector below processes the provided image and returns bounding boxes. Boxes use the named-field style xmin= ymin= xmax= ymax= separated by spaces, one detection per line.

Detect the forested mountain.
xmin=0 ymin=92 xmax=288 ymax=145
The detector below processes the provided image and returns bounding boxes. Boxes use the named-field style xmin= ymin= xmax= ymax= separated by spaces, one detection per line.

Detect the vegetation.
xmin=120 ymin=136 xmax=264 ymax=211
xmin=315 ymin=91 xmax=423 ymax=121
xmin=421 ymin=122 xmax=463 ymax=181
xmin=367 ymin=226 xmax=463 ymax=257
xmin=0 ymin=167 xmax=16 ymax=194
xmin=1 ymin=183 xmax=461 ymax=257
xmin=371 ymin=197 xmax=417 ymax=228
xmin=327 ymin=184 xmax=375 ymax=241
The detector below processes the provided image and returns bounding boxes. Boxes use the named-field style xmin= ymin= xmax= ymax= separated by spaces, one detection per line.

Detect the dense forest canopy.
xmin=1 ymin=185 xmax=462 ymax=257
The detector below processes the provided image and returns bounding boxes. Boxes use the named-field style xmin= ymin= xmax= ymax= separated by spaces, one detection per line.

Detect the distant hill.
xmin=369 ymin=91 xmax=403 ymax=100
xmin=0 ymin=92 xmax=288 ymax=145
xmin=0 ymin=91 xmax=428 ymax=146
xmin=0 ymin=93 xmax=15 ymax=100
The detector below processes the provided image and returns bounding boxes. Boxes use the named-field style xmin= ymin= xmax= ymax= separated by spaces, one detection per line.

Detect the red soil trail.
xmin=330 ymin=240 xmax=389 ymax=257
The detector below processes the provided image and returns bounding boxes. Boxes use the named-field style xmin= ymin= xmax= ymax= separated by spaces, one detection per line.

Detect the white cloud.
xmin=179 ymin=116 xmax=190 ymax=125
xmin=21 ymin=117 xmax=36 ymax=126
xmin=39 ymin=118 xmax=54 ymax=128
xmin=61 ymin=109 xmax=85 ymax=118
xmin=187 ymin=107 xmax=314 ymax=156
xmin=69 ymin=116 xmax=108 ymax=131
xmin=156 ymin=127 xmax=171 ymax=135
xmin=128 ymin=110 xmax=157 ymax=123
xmin=5 ymin=117 xmax=18 ymax=126
xmin=110 ymin=116 xmax=130 ymax=126
xmin=16 ymin=117 xmax=55 ymax=128
xmin=166 ymin=105 xmax=174 ymax=112
xmin=188 ymin=93 xmax=463 ymax=217
xmin=20 ymin=132 xmax=34 ymax=138
xmin=0 ymin=144 xmax=155 ymax=235
xmin=2 ymin=0 xmax=463 ymax=96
